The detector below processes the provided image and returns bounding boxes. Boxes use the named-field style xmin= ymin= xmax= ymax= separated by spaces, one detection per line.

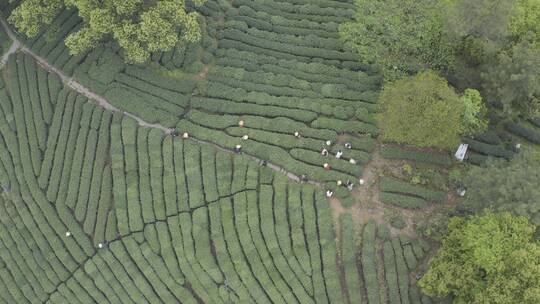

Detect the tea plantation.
xmin=3 ymin=0 xmax=540 ymax=303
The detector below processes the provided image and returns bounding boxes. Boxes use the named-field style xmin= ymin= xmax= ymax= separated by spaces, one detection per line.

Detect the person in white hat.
xmin=65 ymin=231 xmax=71 ymax=237
xmin=182 ymin=132 xmax=189 ymax=139
xmin=345 ymin=142 xmax=352 ymax=149
xmin=242 ymin=134 xmax=249 ymax=140
xmin=294 ymin=131 xmax=301 ymax=138
xmin=321 ymin=148 xmax=329 ymax=156
xmin=323 ymin=163 xmax=331 ymax=170
xmin=325 ymin=190 xmax=333 ymax=198
xmin=234 ymin=144 xmax=242 ymax=153
xmin=337 ymin=180 xmax=342 ymax=186
xmin=238 ymin=120 xmax=245 ymax=127
xmin=349 ymin=158 xmax=356 ymax=164
xmin=325 ymin=140 xmax=332 ymax=146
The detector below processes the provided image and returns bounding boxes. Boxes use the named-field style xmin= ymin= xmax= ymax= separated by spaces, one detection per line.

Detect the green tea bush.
xmin=380 ymin=177 xmax=446 ymax=203
xmin=115 ymin=73 xmax=190 ymax=107
xmin=124 ymin=66 xmax=196 ymax=93
xmin=191 ymin=96 xmax=317 ymax=122
xmin=379 ymin=192 xmax=427 ymax=209
xmin=390 ymin=215 xmax=407 ymax=230
xmin=463 ymin=138 xmax=514 ymax=159
xmin=505 ymin=121 xmax=540 ymax=144
xmin=383 ymin=241 xmax=401 ymax=304
xmin=330 ymin=146 xmax=371 ymax=163
xmin=104 ymin=84 xmax=179 ymax=127
xmin=201 ymin=145 xmax=219 ymax=202
xmin=392 ymin=239 xmax=410 ymax=304
xmin=221 ymin=29 xmax=357 ymax=61
xmin=473 ymin=129 xmax=502 ymax=145
xmin=290 ymin=148 xmax=362 ymax=177
xmin=160 ymin=138 xmax=177 ymax=217
xmin=83 ymin=112 xmax=112 ymax=234
xmin=362 ymin=220 xmax=381 ymax=304
xmin=530 ymin=117 xmax=540 ymax=128
xmin=340 ymin=214 xmax=363 ymax=303
xmin=381 ymin=146 xmax=452 ymax=166
xmin=312 ymin=117 xmax=379 ymax=135
xmin=403 ymin=245 xmax=418 ymax=270
xmin=315 ymin=192 xmax=345 ymax=303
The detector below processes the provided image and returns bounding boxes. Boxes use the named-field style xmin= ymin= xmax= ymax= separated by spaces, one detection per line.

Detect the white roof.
xmin=455 ymin=143 xmax=468 ymax=161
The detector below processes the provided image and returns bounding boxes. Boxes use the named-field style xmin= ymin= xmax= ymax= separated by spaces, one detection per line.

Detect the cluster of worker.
xmin=172 ymin=120 xmax=363 ymax=199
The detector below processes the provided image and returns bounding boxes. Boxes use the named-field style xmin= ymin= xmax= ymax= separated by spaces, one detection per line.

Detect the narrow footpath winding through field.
xmin=0 ymin=16 xmax=321 ymax=187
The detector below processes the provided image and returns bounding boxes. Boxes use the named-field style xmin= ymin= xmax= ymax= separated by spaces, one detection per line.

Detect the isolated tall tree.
xmin=377 ymin=71 xmax=486 ymax=149
xmin=419 ymin=212 xmax=540 ymax=304
xmin=8 ymin=0 xmax=206 ymax=63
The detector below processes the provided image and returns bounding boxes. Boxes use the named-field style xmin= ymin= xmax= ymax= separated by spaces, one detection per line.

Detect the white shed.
xmin=455 ymin=143 xmax=468 ymax=161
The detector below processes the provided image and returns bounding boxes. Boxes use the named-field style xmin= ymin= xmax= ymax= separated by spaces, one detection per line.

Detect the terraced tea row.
xmin=2 ymin=0 xmax=379 ymax=195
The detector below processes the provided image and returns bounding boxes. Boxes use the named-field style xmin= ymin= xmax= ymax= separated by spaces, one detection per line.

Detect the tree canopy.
xmin=8 ymin=0 xmax=206 ymax=63
xmin=460 ymin=151 xmax=540 ymax=225
xmin=377 ymin=71 xmax=487 ymax=149
xmin=419 ymin=212 xmax=540 ymax=304
xmin=341 ymin=0 xmax=540 ymax=117
xmin=339 ymin=0 xmax=453 ymax=81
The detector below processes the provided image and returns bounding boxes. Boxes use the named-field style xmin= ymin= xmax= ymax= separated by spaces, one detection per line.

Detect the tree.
xmin=461 ymin=89 xmax=488 ymax=135
xmin=459 ymin=151 xmax=540 ymax=225
xmin=342 ymin=0 xmax=540 ymax=116
xmin=339 ymin=0 xmax=453 ymax=81
xmin=419 ymin=212 xmax=540 ymax=304
xmin=444 ymin=0 xmax=540 ymax=116
xmin=377 ymin=71 xmax=486 ymax=149
xmin=481 ymin=41 xmax=540 ymax=117
xmin=8 ymin=0 xmax=206 ymax=63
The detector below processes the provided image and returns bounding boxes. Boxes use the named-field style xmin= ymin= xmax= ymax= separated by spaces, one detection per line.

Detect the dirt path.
xmin=0 ymin=39 xmax=20 ymax=67
xmin=0 ymin=16 xmax=322 ymax=188
xmin=329 ymin=144 xmax=419 ymax=237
